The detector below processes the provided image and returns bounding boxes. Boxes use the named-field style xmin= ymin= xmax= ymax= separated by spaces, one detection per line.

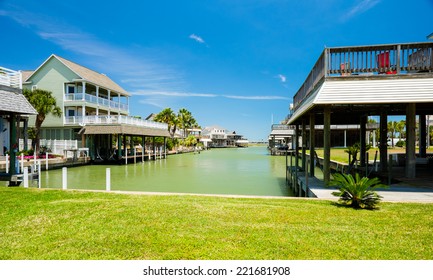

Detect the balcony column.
xmin=406 ymin=103 xmax=416 ymax=178
xmin=82 ymin=81 xmax=86 ymax=100
xmin=118 ymin=93 xmax=120 ymax=116
xmin=108 ymin=90 xmax=111 ymax=116
xmin=96 ymin=86 xmax=99 ymax=115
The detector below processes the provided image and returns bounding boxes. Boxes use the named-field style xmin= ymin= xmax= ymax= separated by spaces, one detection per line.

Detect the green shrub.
xmin=395 ymin=140 xmax=405 ymax=147
xmin=328 ymin=173 xmax=387 ymax=209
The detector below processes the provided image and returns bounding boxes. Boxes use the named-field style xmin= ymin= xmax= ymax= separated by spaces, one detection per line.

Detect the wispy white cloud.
xmin=1 ymin=6 xmax=184 ymax=97
xmin=189 ymin=34 xmax=208 ymax=46
xmin=132 ymin=90 xmax=217 ymax=98
xmin=223 ymin=95 xmax=290 ymax=100
xmin=131 ymin=90 xmax=289 ymax=101
xmin=277 ymin=74 xmax=286 ymax=83
xmin=341 ymin=0 xmax=381 ymax=22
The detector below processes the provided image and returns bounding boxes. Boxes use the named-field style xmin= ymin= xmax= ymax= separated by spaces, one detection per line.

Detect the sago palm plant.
xmin=328 ymin=173 xmax=387 ymax=209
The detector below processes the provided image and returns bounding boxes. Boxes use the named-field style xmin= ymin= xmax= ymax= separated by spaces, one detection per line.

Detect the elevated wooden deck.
xmin=292 ymin=42 xmax=433 ymax=111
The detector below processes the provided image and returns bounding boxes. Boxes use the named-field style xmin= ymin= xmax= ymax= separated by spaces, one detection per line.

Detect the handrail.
xmin=64 ymin=115 xmax=168 ymax=130
xmin=292 ymin=42 xmax=433 ymax=110
xmin=65 ymin=92 xmax=129 ymax=111
xmin=0 ymin=66 xmax=22 ymax=89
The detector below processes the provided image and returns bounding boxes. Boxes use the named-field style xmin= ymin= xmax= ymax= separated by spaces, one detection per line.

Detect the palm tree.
xmin=328 ymin=173 xmax=387 ymax=209
xmin=154 ymin=108 xmax=177 ymax=138
xmin=177 ymin=108 xmax=197 ymax=138
xmin=387 ymin=121 xmax=398 ymax=147
xmin=23 ymin=88 xmax=62 ymax=152
xmin=396 ymin=120 xmax=406 ymax=141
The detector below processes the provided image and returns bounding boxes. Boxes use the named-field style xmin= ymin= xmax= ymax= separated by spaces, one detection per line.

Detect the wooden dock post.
xmin=23 ymin=167 xmax=29 ymax=188
xmin=134 ymin=148 xmax=136 ymax=164
xmin=62 ymin=167 xmax=67 ymax=190
xmin=20 ymin=153 xmax=24 ymax=173
xmin=106 ymin=168 xmax=111 ymax=191
xmin=305 ymin=156 xmax=309 ymax=197
xmin=38 ymin=160 xmax=41 ymax=189
xmin=388 ymin=154 xmax=393 ymax=185
xmin=323 ymin=106 xmax=331 ymax=185
xmin=5 ymin=155 xmax=9 ymax=173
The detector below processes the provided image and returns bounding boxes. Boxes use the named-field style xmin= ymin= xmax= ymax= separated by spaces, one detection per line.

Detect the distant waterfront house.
xmin=202 ymin=126 xmax=248 ymax=147
xmin=202 ymin=126 xmax=227 ymax=147
xmin=268 ymin=124 xmax=294 ymax=149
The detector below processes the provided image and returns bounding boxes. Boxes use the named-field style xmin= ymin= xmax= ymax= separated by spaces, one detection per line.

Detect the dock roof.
xmin=79 ymin=124 xmax=171 ymax=137
xmin=0 ymin=85 xmax=37 ymax=115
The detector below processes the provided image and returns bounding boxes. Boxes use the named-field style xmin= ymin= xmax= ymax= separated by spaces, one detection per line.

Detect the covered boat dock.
xmin=79 ymin=123 xmax=171 ymax=164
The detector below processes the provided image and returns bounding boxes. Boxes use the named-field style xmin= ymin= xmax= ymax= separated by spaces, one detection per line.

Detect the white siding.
xmin=315 ymin=78 xmax=433 ymax=104
xmin=288 ymin=77 xmax=433 ymax=124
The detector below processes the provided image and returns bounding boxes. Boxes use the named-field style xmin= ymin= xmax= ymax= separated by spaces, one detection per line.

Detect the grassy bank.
xmin=1 ymin=187 xmax=432 ymax=260
xmin=314 ymin=147 xmax=433 ymax=164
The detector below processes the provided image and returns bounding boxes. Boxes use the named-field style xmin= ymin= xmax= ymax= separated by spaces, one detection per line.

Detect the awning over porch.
xmin=79 ymin=124 xmax=171 ymax=137
xmin=288 ymin=77 xmax=433 ymax=125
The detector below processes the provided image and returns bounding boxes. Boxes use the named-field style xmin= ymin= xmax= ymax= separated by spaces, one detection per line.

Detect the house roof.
xmin=79 ymin=124 xmax=171 ymax=137
xmin=25 ymin=54 xmax=130 ymax=96
xmin=0 ymin=85 xmax=37 ymax=115
xmin=21 ymin=70 xmax=34 ymax=83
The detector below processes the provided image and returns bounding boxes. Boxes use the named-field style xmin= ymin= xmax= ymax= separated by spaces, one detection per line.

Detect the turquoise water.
xmin=40 ymin=146 xmax=293 ymax=196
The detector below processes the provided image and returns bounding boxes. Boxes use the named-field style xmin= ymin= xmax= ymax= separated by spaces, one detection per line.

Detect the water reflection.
xmin=40 ymin=146 xmax=293 ymax=197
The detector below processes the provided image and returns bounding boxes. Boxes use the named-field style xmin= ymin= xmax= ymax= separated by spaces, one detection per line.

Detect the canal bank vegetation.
xmin=314 ymin=147 xmax=433 ymax=164
xmin=1 ymin=187 xmax=432 ymax=260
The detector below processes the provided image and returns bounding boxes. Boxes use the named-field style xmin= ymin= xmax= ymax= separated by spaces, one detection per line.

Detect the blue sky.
xmin=1 ymin=0 xmax=432 ymax=141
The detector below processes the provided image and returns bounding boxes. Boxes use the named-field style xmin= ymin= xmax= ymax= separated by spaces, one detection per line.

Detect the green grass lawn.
xmin=314 ymin=147 xmax=433 ymax=164
xmin=1 ymin=187 xmax=432 ymax=260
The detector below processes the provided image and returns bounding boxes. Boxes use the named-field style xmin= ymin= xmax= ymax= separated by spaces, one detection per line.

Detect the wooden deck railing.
xmin=0 ymin=66 xmax=22 ymax=89
xmin=293 ymin=42 xmax=433 ymax=110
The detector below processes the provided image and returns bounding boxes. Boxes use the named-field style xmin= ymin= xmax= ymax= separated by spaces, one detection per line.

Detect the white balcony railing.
xmin=0 ymin=66 xmax=22 ymax=89
xmin=64 ymin=93 xmax=128 ymax=111
xmin=64 ymin=115 xmax=168 ymax=130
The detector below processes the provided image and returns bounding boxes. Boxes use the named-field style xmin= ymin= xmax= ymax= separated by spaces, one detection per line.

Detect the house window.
xmin=31 ymin=85 xmax=38 ymax=91
xmin=67 ymin=85 xmax=75 ymax=94
xmin=68 ymin=109 xmax=75 ymax=117
xmin=64 ymin=129 xmax=71 ymax=140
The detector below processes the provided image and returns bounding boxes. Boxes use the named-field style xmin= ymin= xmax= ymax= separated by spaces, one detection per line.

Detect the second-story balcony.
xmin=0 ymin=66 xmax=22 ymax=90
xmin=64 ymin=92 xmax=128 ymax=112
xmin=293 ymin=42 xmax=433 ymax=111
xmin=64 ymin=115 xmax=168 ymax=130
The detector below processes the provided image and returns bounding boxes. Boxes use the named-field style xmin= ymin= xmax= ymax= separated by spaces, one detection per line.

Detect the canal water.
xmin=40 ymin=146 xmax=293 ymax=197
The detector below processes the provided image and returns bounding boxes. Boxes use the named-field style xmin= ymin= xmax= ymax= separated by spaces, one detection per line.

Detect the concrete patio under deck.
xmin=292 ymin=165 xmax=433 ymax=203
